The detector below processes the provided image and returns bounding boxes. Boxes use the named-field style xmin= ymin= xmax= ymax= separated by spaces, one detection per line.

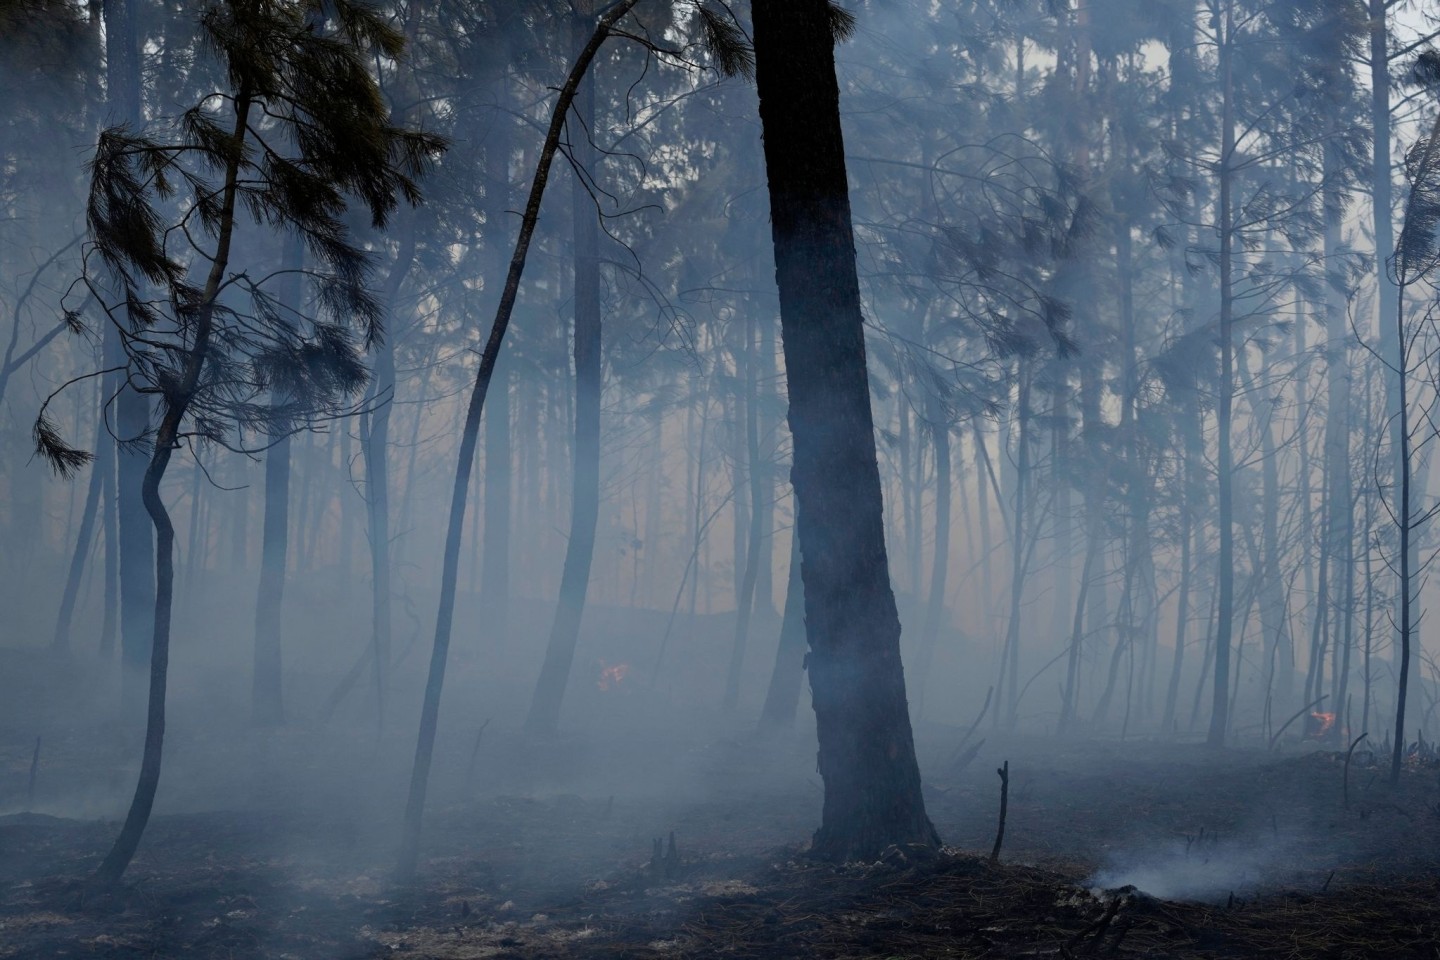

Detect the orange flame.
xmin=597 ymin=661 xmax=630 ymax=691
xmin=1305 ymin=712 xmax=1336 ymax=739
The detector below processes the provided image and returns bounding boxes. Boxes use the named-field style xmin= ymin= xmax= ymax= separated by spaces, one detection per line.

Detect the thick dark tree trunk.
xmin=751 ymin=0 xmax=937 ymax=860
xmin=525 ymin=13 xmax=603 ymax=735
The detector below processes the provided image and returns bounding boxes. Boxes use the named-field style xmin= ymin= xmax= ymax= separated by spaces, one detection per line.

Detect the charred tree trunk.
xmin=398 ymin=2 xmax=637 ymax=877
xmin=751 ymin=0 xmax=937 ymax=860
xmin=95 ymin=85 xmax=255 ymax=886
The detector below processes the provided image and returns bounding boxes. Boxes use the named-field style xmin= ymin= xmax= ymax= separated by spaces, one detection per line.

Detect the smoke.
xmin=1089 ymin=824 xmax=1294 ymax=901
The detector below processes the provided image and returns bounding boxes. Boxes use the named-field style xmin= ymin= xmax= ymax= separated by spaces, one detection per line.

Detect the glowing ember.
xmin=597 ymin=661 xmax=630 ymax=691
xmin=1305 ymin=712 xmax=1336 ymax=739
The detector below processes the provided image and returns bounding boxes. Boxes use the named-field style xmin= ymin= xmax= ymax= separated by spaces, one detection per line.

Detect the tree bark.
xmin=751 ymin=0 xmax=937 ymax=860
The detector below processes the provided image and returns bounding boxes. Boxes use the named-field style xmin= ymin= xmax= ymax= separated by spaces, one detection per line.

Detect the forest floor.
xmin=5 ymin=716 xmax=1440 ymax=960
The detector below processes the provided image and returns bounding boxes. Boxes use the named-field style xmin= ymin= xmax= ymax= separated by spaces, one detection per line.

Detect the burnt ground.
xmin=4 ymin=718 xmax=1440 ymax=960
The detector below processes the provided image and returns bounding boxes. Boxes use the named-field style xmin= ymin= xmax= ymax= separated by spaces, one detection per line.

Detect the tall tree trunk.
xmin=525 ymin=12 xmax=604 ymax=734
xmin=751 ymin=0 xmax=937 ymax=859
xmin=95 ymin=84 xmax=255 ymax=886
xmin=53 ymin=383 xmax=110 ymax=653
xmin=360 ymin=222 xmax=416 ymax=731
xmin=397 ymin=2 xmax=637 ymax=877
xmin=100 ymin=399 xmax=119 ymax=658
xmin=251 ymin=233 xmax=303 ymax=727
xmin=103 ymin=0 xmax=156 ymax=717
xmin=913 ymin=396 xmax=950 ymax=718
xmin=724 ymin=311 xmax=765 ymax=710
xmin=759 ymin=529 xmax=806 ymax=728
xmin=1207 ymin=4 xmax=1236 ymax=748
xmin=999 ymin=365 xmax=1032 ymax=728
xmin=481 ymin=75 xmax=515 ymax=632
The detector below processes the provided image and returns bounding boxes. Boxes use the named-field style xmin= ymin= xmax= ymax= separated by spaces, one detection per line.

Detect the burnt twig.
xmin=1344 ymin=732 xmax=1368 ymax=810
xmin=26 ymin=736 xmax=40 ymax=811
xmin=991 ymin=760 xmax=1009 ymax=863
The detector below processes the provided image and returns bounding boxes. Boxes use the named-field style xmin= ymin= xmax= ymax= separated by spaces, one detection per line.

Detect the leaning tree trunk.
xmin=525 ymin=11 xmax=604 ymax=735
xmin=397 ymin=1 xmax=639 ymax=879
xmin=751 ymin=0 xmax=937 ymax=861
xmin=95 ymin=86 xmax=254 ymax=886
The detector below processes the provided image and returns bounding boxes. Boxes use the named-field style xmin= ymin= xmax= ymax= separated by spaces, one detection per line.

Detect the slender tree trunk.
xmin=100 ymin=402 xmax=119 ymax=657
xmin=1207 ymin=5 xmax=1236 ymax=748
xmin=724 ymin=311 xmax=765 ymax=710
xmin=759 ymin=529 xmax=806 ymax=728
xmin=481 ymin=75 xmax=515 ymax=632
xmin=1000 ymin=365 xmax=1032 ymax=728
xmin=751 ymin=0 xmax=937 ymax=860
xmin=103 ymin=0 xmax=155 ymax=716
xmin=1060 ymin=523 xmax=1099 ymax=730
xmin=53 ymin=385 xmax=109 ymax=653
xmin=251 ymin=234 xmax=303 ymax=727
xmin=95 ymin=85 xmax=254 ymax=886
xmin=525 ymin=14 xmax=604 ymax=734
xmin=913 ymin=396 xmax=950 ymax=717
xmin=360 ymin=222 xmax=415 ymax=730
xmin=398 ymin=3 xmax=637 ymax=877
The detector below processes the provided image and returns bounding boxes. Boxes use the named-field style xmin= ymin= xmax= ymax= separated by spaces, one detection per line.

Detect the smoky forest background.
xmin=7 ymin=1 xmax=1440 ymax=957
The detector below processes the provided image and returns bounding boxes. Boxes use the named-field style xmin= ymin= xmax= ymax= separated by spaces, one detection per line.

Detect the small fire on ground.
xmin=1304 ymin=712 xmax=1337 ymax=740
xmin=597 ymin=661 xmax=630 ymax=691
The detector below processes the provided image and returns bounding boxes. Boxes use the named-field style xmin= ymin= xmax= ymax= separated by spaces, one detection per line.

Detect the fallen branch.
xmin=1268 ymin=695 xmax=1328 ymax=750
xmin=950 ymin=685 xmax=993 ymax=765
